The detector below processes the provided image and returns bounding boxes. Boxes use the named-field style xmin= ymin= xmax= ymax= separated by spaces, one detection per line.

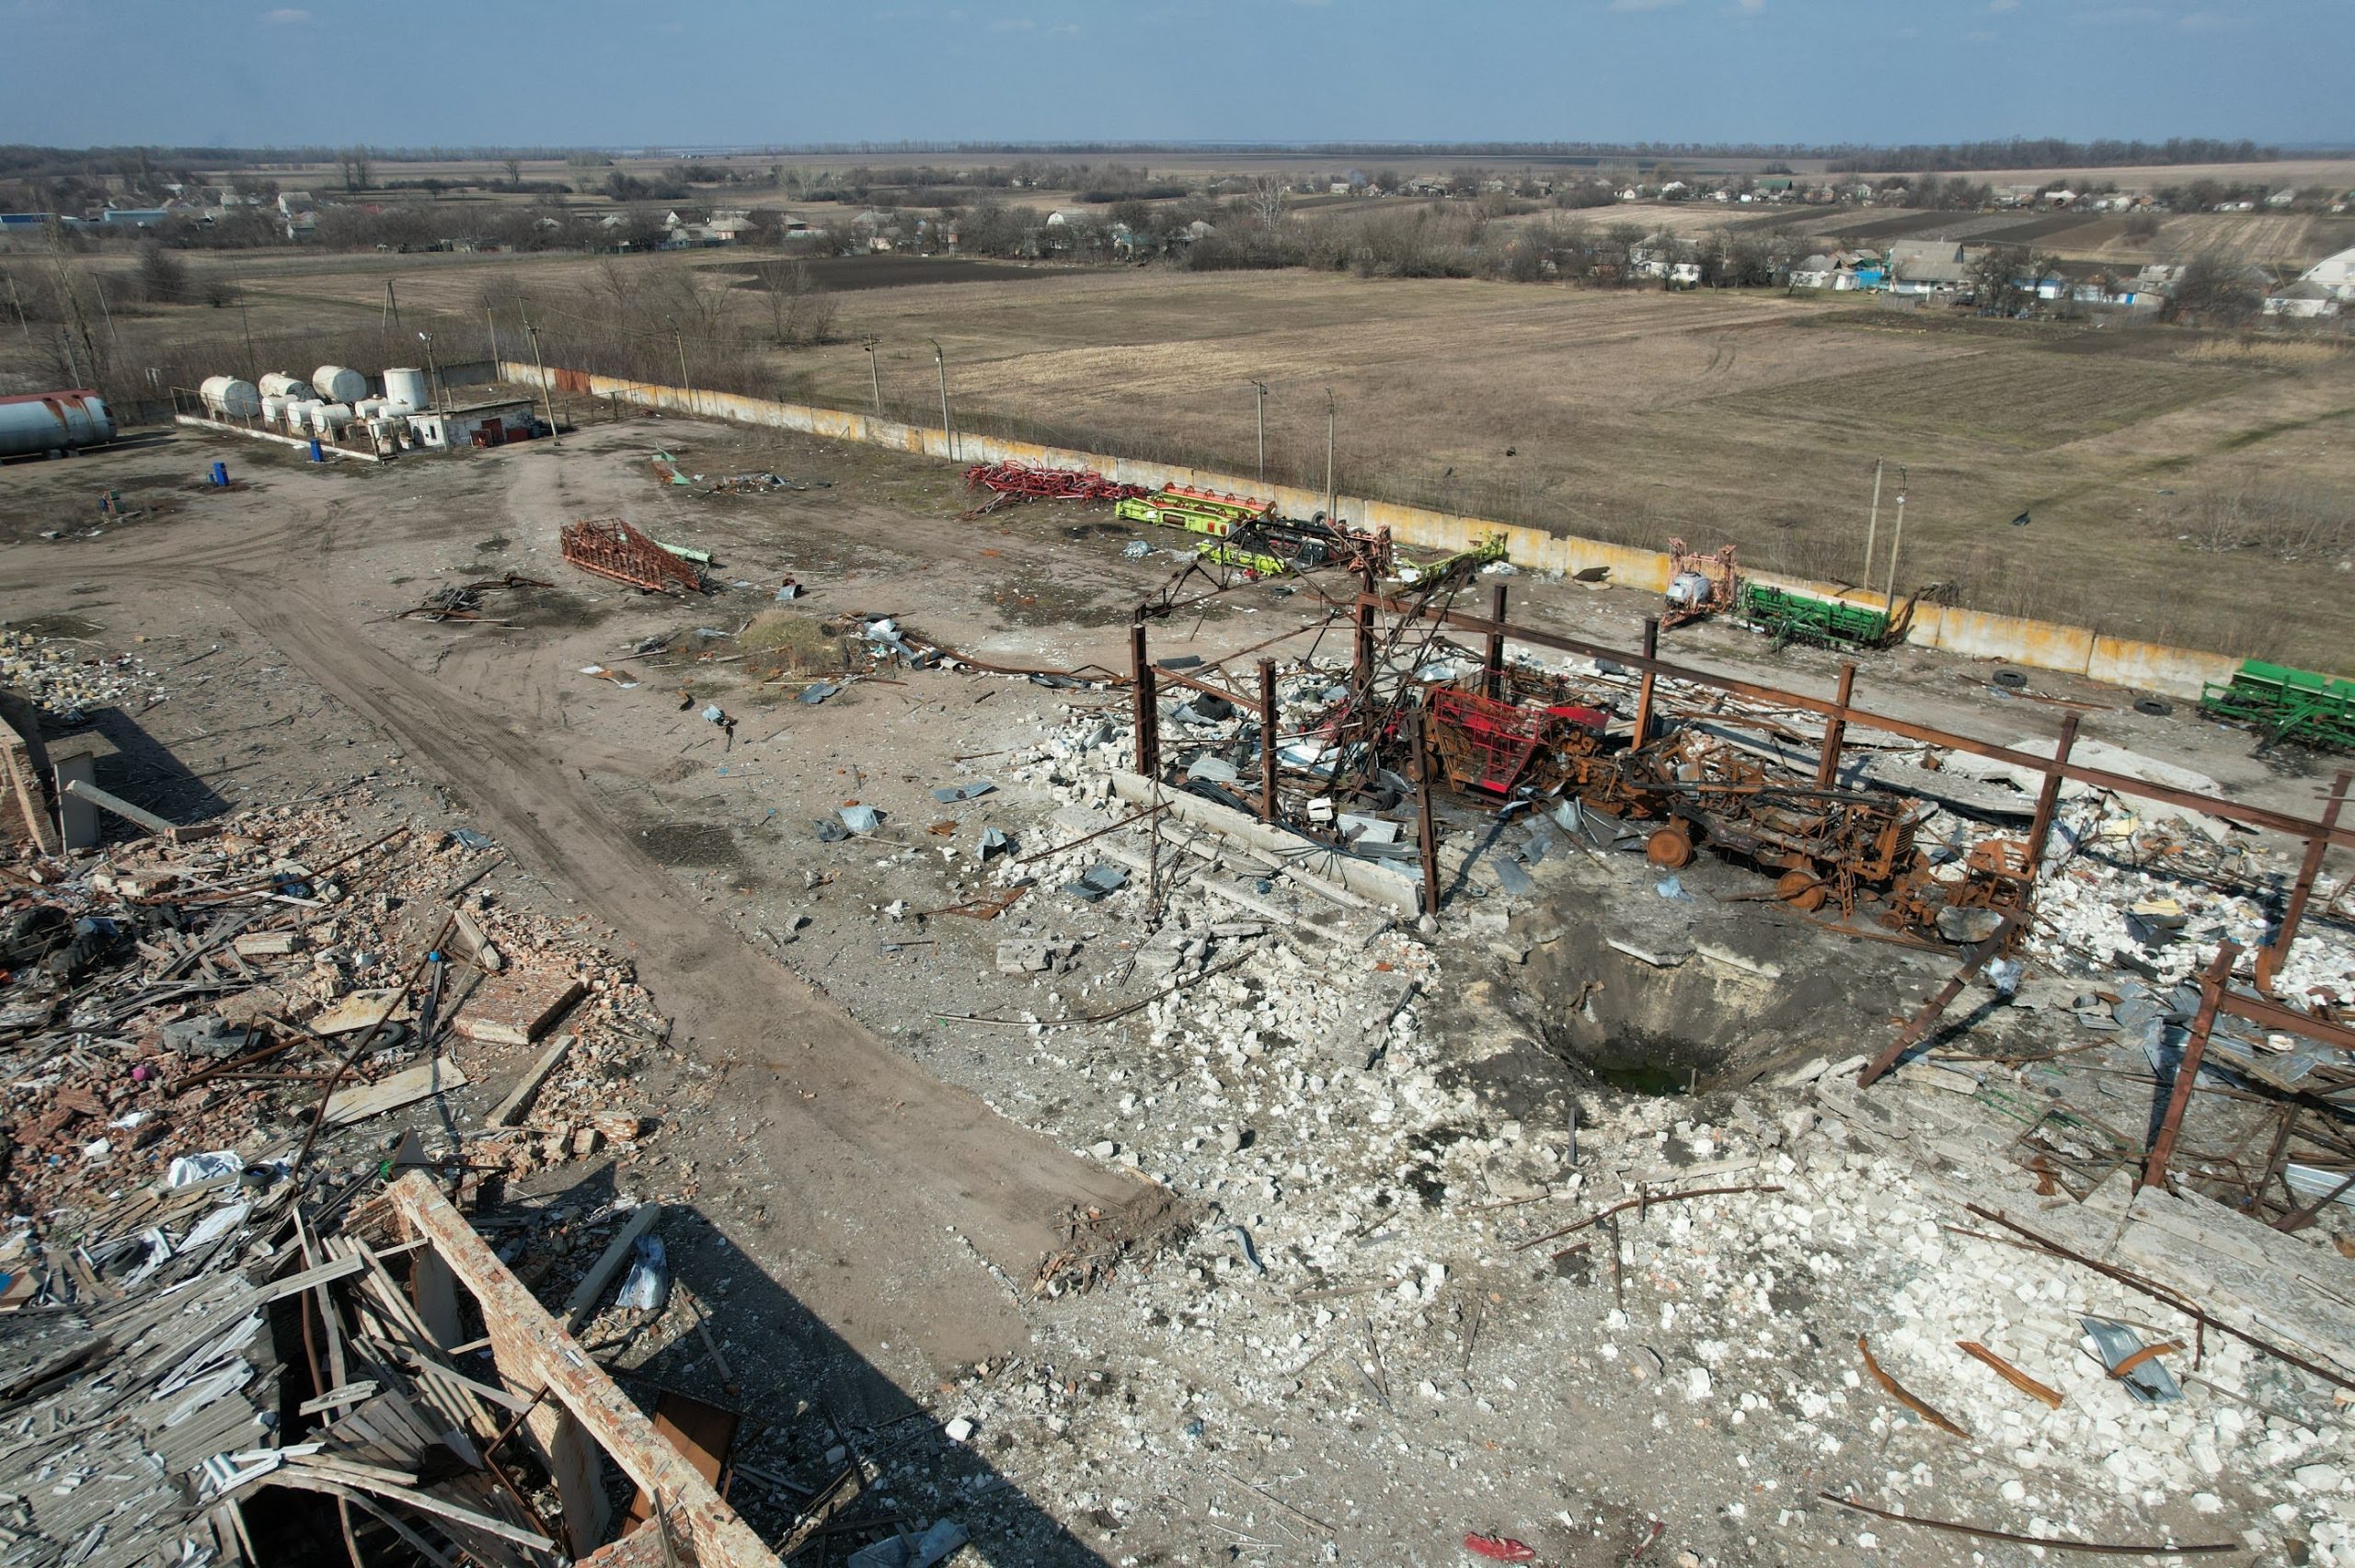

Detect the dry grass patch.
xmin=2177 ymin=338 xmax=2348 ymax=371
xmin=735 ymin=612 xmax=848 ymax=678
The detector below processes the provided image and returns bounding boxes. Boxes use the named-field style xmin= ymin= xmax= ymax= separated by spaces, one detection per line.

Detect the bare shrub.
xmin=2159 ymin=474 xmax=2355 ymax=562
xmin=756 ymin=261 xmax=836 ymax=347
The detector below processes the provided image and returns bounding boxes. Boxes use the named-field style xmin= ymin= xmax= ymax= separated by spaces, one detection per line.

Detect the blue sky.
xmin=3 ymin=0 xmax=2343 ymax=149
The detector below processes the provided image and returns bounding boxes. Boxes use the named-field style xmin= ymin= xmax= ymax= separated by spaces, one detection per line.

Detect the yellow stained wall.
xmin=506 ymin=363 xmax=2270 ymax=700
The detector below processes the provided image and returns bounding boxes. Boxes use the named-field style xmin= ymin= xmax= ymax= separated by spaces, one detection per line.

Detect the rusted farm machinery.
xmin=1662 ymin=537 xmax=1740 ymax=630
xmin=1615 ymin=732 xmax=1921 ymax=919
xmin=559 ymin=518 xmax=705 ymax=595
xmin=960 ymin=462 xmax=1149 ymax=517
xmin=1417 ymin=671 xmax=2026 ymax=944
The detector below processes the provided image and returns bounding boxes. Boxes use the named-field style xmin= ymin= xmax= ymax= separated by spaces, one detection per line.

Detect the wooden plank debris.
xmin=489 ymin=1034 xmax=576 ymax=1127
xmin=311 ymin=987 xmax=410 ymax=1036
xmin=322 ymin=1056 xmax=469 ymax=1127
xmin=563 ymin=1205 xmax=664 ymax=1332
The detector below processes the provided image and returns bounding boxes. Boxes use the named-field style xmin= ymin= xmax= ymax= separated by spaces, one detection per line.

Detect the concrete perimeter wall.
xmin=500 ymin=361 xmax=2256 ymax=700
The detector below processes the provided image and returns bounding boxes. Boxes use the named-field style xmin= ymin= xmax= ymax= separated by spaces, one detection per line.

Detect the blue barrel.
xmin=209 ymin=461 xmax=229 ymax=486
xmin=307 ymin=439 xmax=323 ymax=463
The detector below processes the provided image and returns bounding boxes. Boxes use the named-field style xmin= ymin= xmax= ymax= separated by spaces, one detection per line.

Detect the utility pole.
xmin=239 ymin=303 xmax=256 ymax=381
xmin=929 ymin=338 xmax=953 ymax=460
xmin=60 ymin=327 xmax=82 ymax=389
xmin=1250 ymin=380 xmax=1268 ymax=481
xmin=863 ymin=335 xmax=881 ymax=416
xmin=675 ymin=330 xmax=693 ymax=416
xmin=6 ymin=272 xmax=29 ymax=343
xmin=486 ymin=305 xmax=499 ymax=369
xmin=60 ymin=271 xmax=98 ymax=389
xmin=1323 ymin=388 xmax=1337 ymax=521
xmin=1862 ymin=457 xmax=1883 ymax=587
xmin=1881 ymin=466 xmax=1909 ymax=607
xmin=383 ymin=279 xmax=400 ymax=333
xmin=91 ymin=275 xmax=119 ymax=346
xmin=524 ymin=321 xmax=558 ymax=446
xmin=418 ymin=330 xmax=440 ymax=411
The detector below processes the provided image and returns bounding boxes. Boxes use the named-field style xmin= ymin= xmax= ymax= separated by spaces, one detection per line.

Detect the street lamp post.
xmin=864 ymin=336 xmax=882 ymax=416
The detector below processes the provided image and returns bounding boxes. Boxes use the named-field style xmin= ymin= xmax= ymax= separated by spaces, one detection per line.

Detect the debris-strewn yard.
xmin=2 ymin=416 xmax=2351 ymax=1567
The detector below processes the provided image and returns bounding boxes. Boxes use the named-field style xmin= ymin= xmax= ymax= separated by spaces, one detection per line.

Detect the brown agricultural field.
xmin=14 ymin=248 xmax=2354 ymax=669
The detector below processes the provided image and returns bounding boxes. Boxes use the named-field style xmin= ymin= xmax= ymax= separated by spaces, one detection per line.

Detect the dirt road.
xmin=1 ymin=452 xmax=1134 ymax=1369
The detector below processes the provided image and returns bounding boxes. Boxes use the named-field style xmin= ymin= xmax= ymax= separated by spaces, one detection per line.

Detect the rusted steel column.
xmin=2257 ymin=771 xmax=2349 ymax=996
xmin=2023 ymin=713 xmax=2082 ymax=884
xmin=1258 ymin=658 xmax=1280 ymax=824
xmin=1484 ymin=583 xmax=1509 ymax=700
xmin=2143 ymin=943 xmax=2238 ymax=1193
xmin=1856 ymin=910 xmax=2022 ymax=1088
xmin=1131 ymin=622 xmax=1159 ymax=782
xmin=1815 ymin=662 xmax=1858 ymax=790
xmin=1632 ymin=617 xmax=1660 ymax=746
xmin=1416 ymin=712 xmax=1442 ymax=920
xmin=1353 ymin=598 xmax=1377 ymax=702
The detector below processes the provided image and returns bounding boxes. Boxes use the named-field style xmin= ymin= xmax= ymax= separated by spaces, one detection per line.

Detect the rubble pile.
xmin=0 ymin=628 xmax=169 ymax=720
xmin=2032 ymin=797 xmax=2354 ymax=1000
xmin=1 ymin=799 xmax=666 ymax=1244
xmin=922 ymin=1023 xmax=2355 ymax=1563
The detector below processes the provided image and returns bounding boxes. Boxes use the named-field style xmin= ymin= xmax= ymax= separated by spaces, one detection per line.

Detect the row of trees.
xmin=1828 ymin=138 xmax=2274 ymax=173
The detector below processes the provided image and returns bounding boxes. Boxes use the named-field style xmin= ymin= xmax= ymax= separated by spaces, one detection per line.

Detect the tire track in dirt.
xmin=7 ymin=516 xmax=1134 ymax=1366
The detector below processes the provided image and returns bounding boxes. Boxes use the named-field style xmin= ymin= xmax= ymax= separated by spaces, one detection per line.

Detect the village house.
xmin=1887 ymin=238 xmax=1973 ymax=295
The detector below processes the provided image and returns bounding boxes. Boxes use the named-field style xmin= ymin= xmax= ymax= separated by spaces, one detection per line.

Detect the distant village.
xmin=4 ymin=160 xmax=2352 ymax=319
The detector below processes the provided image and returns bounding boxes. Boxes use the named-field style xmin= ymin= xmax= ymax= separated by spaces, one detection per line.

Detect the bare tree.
xmin=1970 ymin=245 xmax=2033 ymax=315
xmin=132 ymin=241 xmax=189 ymax=303
xmin=1249 ymin=174 xmax=1288 ymax=232
xmin=2165 ymin=253 xmax=2261 ymax=324
xmin=758 ymin=260 xmax=836 ymax=347
xmin=503 ymin=156 xmax=523 ymax=189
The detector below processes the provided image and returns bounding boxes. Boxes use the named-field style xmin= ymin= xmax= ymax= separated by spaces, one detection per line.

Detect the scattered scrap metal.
xmin=396 ymin=573 xmax=554 ymax=623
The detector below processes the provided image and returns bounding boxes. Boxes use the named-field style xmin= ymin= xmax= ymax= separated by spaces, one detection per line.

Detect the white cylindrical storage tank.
xmin=313 ymin=402 xmax=352 ymax=434
xmin=258 ymin=372 xmax=311 ymax=400
xmin=288 ymin=399 xmax=321 ymax=433
xmin=260 ymin=395 xmax=286 ymax=423
xmin=200 ymin=375 xmax=261 ymax=418
xmin=353 ymin=397 xmax=385 ymax=419
xmin=311 ymin=364 xmax=366 ymax=404
xmin=383 ymin=367 xmax=429 ymax=412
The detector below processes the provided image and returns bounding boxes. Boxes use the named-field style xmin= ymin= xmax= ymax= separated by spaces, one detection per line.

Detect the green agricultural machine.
xmin=1737 ymin=582 xmax=1894 ymax=651
xmin=2199 ymin=659 xmax=2355 ymax=751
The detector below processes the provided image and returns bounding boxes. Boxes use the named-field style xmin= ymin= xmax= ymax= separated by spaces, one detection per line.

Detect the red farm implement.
xmin=1428 ymin=684 xmax=1612 ymax=796
xmin=560 ymin=517 xmax=705 ymax=595
xmin=960 ymin=463 xmax=1148 ymax=517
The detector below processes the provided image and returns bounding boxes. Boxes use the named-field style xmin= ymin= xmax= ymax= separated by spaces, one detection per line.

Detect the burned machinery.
xmin=1615 ymin=730 xmax=1923 ymax=918
xmin=1417 ymin=670 xmax=2023 ymax=942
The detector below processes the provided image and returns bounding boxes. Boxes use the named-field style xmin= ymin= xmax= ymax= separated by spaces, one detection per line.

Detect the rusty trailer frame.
xmin=561 ymin=518 xmax=705 ymax=596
